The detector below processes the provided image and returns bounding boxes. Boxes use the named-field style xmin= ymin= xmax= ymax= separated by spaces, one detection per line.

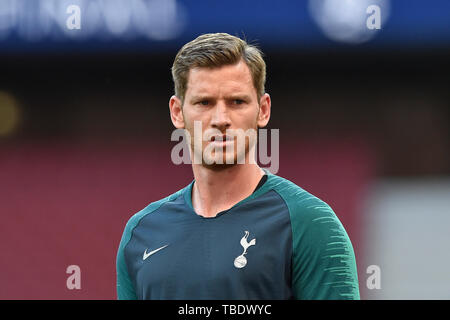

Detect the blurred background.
xmin=0 ymin=0 xmax=449 ymax=299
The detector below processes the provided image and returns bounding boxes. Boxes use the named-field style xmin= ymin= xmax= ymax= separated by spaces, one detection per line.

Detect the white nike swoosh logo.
xmin=143 ymin=244 xmax=169 ymax=260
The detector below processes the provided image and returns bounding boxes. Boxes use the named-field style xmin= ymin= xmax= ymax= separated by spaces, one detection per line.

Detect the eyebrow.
xmin=189 ymin=94 xmax=252 ymax=102
xmin=226 ymin=94 xmax=252 ymax=101
xmin=190 ymin=95 xmax=214 ymax=102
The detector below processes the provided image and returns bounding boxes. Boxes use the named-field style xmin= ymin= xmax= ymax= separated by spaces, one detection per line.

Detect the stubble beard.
xmin=186 ymin=125 xmax=258 ymax=171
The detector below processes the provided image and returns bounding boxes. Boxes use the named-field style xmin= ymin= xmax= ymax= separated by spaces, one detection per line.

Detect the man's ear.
xmin=169 ymin=95 xmax=185 ymax=129
xmin=257 ymin=93 xmax=271 ymax=128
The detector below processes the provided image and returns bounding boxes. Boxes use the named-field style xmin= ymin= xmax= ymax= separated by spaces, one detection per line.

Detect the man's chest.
xmin=125 ymin=196 xmax=293 ymax=299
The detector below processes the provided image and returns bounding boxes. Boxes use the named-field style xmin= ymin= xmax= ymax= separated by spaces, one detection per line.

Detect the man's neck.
xmin=191 ymin=164 xmax=265 ymax=218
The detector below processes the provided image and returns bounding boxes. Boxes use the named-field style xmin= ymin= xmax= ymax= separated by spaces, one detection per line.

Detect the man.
xmin=116 ymin=33 xmax=360 ymax=299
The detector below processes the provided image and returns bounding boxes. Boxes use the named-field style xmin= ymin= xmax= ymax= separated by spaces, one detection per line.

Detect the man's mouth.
xmin=211 ymin=135 xmax=233 ymax=142
xmin=209 ymin=135 xmax=235 ymax=148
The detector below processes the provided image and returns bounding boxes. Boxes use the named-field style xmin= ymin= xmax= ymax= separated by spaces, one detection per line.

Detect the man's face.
xmin=172 ymin=60 xmax=270 ymax=169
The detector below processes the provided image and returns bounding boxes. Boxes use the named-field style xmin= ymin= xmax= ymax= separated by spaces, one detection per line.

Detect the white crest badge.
xmin=234 ymin=231 xmax=256 ymax=269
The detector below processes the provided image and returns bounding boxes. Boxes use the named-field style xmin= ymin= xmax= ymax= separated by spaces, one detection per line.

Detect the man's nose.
xmin=210 ymin=101 xmax=231 ymax=130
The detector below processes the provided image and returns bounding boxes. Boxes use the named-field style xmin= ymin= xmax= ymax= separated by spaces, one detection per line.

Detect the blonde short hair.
xmin=171 ymin=33 xmax=266 ymax=103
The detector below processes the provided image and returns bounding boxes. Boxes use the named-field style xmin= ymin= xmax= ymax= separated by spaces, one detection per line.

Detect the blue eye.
xmin=233 ymin=99 xmax=244 ymax=105
xmin=199 ymin=101 xmax=209 ymax=106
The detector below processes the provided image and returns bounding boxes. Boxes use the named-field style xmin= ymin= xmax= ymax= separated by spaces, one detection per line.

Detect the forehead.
xmin=185 ymin=60 xmax=255 ymax=96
